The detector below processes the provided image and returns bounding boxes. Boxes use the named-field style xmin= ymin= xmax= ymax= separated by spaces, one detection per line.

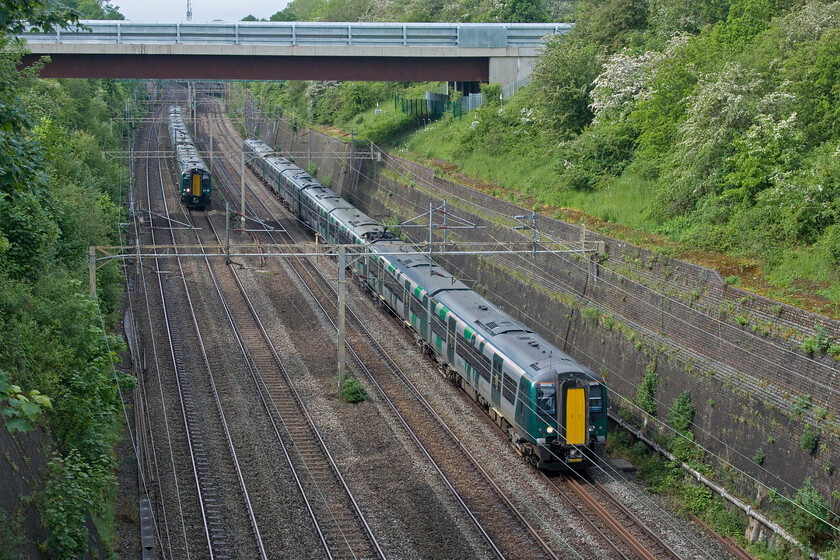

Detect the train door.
xmin=491 ymin=354 xmax=503 ymax=406
xmin=372 ymin=258 xmax=382 ymax=294
xmin=403 ymin=280 xmax=410 ymax=321
xmin=419 ymin=294 xmax=428 ymax=337
xmin=446 ymin=316 xmax=456 ymax=364
xmin=561 ymin=379 xmax=587 ymax=446
xmin=515 ymin=378 xmax=530 ymax=430
xmin=191 ymin=172 xmax=201 ymax=197
xmin=359 ymin=249 xmax=369 ymax=280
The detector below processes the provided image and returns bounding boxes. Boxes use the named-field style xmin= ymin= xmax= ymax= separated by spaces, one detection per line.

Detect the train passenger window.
xmin=589 ymin=386 xmax=603 ymax=413
xmin=502 ymin=373 xmax=516 ymax=404
xmin=383 ymin=272 xmax=400 ymax=296
xmin=535 ymin=383 xmax=556 ymax=416
xmin=410 ymin=294 xmax=426 ymax=320
xmin=457 ymin=332 xmax=490 ymax=382
xmin=431 ymin=315 xmax=446 ymax=341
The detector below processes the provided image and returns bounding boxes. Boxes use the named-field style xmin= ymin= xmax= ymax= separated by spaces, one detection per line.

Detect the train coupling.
xmin=566 ymin=447 xmax=584 ymax=464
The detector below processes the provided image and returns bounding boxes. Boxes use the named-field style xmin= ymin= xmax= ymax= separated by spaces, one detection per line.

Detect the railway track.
xmin=140 ymin=91 xmax=385 ymax=559
xmin=556 ymin=475 xmax=682 ymax=560
xmin=194 ymin=98 xmax=564 ymax=560
xmin=184 ymin=205 xmax=387 ymax=560
xmin=132 ymin=98 xmax=199 ymax=560
xmin=136 ymin=99 xmax=267 ymax=559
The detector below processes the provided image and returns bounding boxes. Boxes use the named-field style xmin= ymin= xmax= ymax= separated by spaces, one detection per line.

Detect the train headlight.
xmin=546 ymin=426 xmax=554 ymax=434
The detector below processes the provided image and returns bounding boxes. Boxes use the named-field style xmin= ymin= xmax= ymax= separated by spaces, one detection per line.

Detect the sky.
xmin=114 ymin=0 xmax=290 ymax=22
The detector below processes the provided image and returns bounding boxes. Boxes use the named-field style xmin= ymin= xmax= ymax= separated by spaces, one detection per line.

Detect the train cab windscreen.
xmin=535 ymin=383 xmax=556 ymax=417
xmin=589 ymin=385 xmax=604 ymax=413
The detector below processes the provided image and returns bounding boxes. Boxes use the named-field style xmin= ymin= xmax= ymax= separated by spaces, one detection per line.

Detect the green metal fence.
xmin=394 ymin=93 xmax=462 ymax=121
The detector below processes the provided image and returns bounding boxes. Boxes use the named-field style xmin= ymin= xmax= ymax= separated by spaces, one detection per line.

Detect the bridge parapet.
xmin=20 ymin=21 xmax=571 ymax=49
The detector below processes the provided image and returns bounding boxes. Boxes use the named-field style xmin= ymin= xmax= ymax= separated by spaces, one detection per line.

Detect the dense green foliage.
xmin=398 ymin=0 xmax=840 ymax=310
xmin=244 ymin=80 xmax=423 ymax=144
xmin=268 ymin=0 xmax=562 ymax=22
xmin=1 ymin=0 xmax=135 ymax=555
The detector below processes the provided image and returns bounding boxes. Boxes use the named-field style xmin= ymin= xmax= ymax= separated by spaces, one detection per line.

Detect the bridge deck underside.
xmin=21 ymin=54 xmax=490 ymax=82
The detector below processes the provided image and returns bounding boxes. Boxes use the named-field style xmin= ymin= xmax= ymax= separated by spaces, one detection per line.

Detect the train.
xmin=168 ymin=106 xmax=212 ymax=208
xmin=244 ymin=137 xmax=607 ymax=470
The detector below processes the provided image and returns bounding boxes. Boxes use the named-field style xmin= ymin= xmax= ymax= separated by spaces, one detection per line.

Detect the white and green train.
xmin=168 ymin=106 xmax=211 ymax=208
xmin=245 ymin=138 xmax=607 ymax=469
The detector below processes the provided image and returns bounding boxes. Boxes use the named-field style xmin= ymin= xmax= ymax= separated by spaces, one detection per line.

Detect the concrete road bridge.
xmin=19 ymin=21 xmax=572 ymax=85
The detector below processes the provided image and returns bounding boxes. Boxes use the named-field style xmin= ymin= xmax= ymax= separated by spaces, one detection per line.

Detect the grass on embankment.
xmin=384 ymin=92 xmax=838 ymax=318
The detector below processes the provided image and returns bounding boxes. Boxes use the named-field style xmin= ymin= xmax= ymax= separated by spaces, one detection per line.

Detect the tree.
xmin=63 ymin=0 xmax=124 ymax=20
xmin=1 ymin=0 xmax=80 ymax=34
xmin=491 ymin=0 xmax=549 ymax=23
xmin=530 ymin=35 xmax=602 ymax=137
xmin=574 ymin=0 xmax=649 ymax=52
xmin=648 ymin=0 xmax=729 ymax=37
xmin=270 ymin=6 xmax=298 ymax=21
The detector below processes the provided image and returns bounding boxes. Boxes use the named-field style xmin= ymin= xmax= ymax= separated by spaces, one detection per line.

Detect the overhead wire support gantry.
xmin=514 ymin=211 xmax=538 ymax=258
xmin=89 ymin=240 xmax=607 ymax=298
xmin=398 ymin=200 xmax=484 ymax=254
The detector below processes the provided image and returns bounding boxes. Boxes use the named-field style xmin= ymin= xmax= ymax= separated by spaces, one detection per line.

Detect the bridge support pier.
xmin=488 ymin=56 xmax=536 ymax=89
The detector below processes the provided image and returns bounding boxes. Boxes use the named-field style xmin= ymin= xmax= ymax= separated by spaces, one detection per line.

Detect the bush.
xmin=791 ymin=393 xmax=811 ymax=418
xmin=800 ymin=328 xmax=835 ymax=356
xmin=784 ymin=479 xmax=837 ymax=546
xmin=818 ymin=225 xmax=840 ymax=265
xmin=800 ymin=425 xmax=818 ymax=454
xmin=682 ymin=483 xmax=712 ymax=516
xmin=667 ymin=390 xmax=694 ymax=434
xmin=340 ymin=377 xmax=367 ymax=403
xmin=636 ymin=361 xmax=658 ymax=416
xmin=43 ymin=449 xmax=111 ymax=558
xmin=556 ymin=119 xmax=638 ymax=191
xmin=706 ymin=499 xmax=747 ymax=537
xmin=530 ymin=36 xmax=602 ymax=137
xmin=480 ymin=83 xmax=502 ymax=106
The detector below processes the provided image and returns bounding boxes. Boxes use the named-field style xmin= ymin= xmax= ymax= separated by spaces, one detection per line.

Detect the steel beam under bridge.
xmin=18 ymin=21 xmax=572 ymax=85
xmin=21 ymin=52 xmax=491 ymax=82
